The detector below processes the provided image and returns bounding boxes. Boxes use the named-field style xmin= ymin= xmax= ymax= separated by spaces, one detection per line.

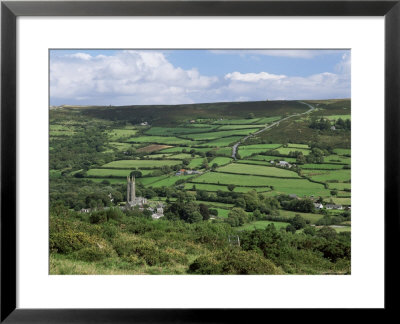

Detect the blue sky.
xmin=50 ymin=49 xmax=350 ymax=106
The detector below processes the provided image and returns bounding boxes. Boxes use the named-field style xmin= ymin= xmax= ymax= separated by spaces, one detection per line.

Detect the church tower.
xmin=126 ymin=175 xmax=136 ymax=203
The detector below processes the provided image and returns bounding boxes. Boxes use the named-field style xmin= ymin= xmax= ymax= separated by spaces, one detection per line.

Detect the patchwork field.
xmin=250 ymin=155 xmax=297 ymax=163
xmin=86 ymin=169 xmax=153 ymax=178
xmin=198 ymin=136 xmax=243 ymax=147
xmin=237 ymin=220 xmax=290 ymax=231
xmin=303 ymin=169 xmax=351 ymax=182
xmin=217 ymin=163 xmax=301 ymax=178
xmin=107 ymin=129 xmax=138 ymax=140
xmin=192 ymin=172 xmax=330 ymax=196
xmin=137 ymin=144 xmax=173 ymax=153
xmin=102 ymin=159 xmax=182 ymax=169
xmin=127 ymin=136 xmax=196 ymax=145
xmin=184 ymin=183 xmax=270 ymax=193
xmin=182 ymin=129 xmax=255 ymax=141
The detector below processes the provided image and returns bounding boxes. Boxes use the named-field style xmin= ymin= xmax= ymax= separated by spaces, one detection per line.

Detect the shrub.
xmin=89 ymin=211 xmax=107 ymax=224
xmin=49 ymin=217 xmax=103 ymax=254
xmin=188 ymin=250 xmax=282 ymax=274
xmin=73 ymin=244 xmax=116 ymax=262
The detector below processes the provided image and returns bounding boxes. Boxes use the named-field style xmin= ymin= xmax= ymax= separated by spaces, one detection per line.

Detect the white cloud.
xmin=225 ymin=72 xmax=286 ymax=82
xmin=210 ymin=49 xmax=346 ymax=59
xmin=50 ymin=51 xmax=218 ymax=105
xmin=50 ymin=50 xmax=350 ymax=106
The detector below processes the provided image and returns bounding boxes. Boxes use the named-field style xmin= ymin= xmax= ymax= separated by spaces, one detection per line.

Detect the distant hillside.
xmin=57 ymin=100 xmax=309 ymax=126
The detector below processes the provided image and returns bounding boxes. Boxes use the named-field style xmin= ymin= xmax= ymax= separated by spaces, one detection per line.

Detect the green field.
xmin=193 ymin=172 xmax=330 ymax=196
xmin=286 ymin=143 xmax=309 ymax=149
xmin=324 ymin=155 xmax=351 ymax=164
xmin=240 ymin=144 xmax=282 ymax=150
xmin=106 ymin=129 xmax=138 ymax=140
xmin=102 ymin=159 xmax=182 ymax=169
xmin=215 ymin=147 xmax=233 ymax=156
xmin=127 ymin=136 xmax=196 ymax=145
xmin=86 ymin=168 xmax=153 ymax=178
xmin=188 ymin=158 xmax=206 ymax=169
xmin=183 ymin=129 xmax=256 ymax=141
xmin=331 ymin=226 xmax=351 ymax=233
xmin=214 ymin=208 xmax=230 ymax=218
xmin=212 ymin=118 xmax=261 ymax=125
xmin=195 ymin=200 xmax=234 ymax=208
xmin=325 ymin=115 xmax=351 ymax=121
xmin=333 ymin=148 xmax=351 ymax=155
xmin=217 ymin=124 xmax=264 ymax=130
xmin=85 ymin=178 xmax=126 ymax=184
xmin=107 ymin=142 xmax=137 ymax=152
xmin=278 ymin=210 xmax=323 ymax=224
xmin=276 ymin=147 xmax=310 ymax=156
xmin=217 ymin=163 xmax=300 ymax=178
xmin=145 ymin=126 xmax=216 ymax=135
xmin=328 ymin=182 xmax=351 ymax=190
xmin=209 ymin=157 xmax=233 ymax=166
xmin=149 ymin=175 xmax=195 ymax=187
xmin=237 ymin=160 xmax=276 ymax=167
xmin=184 ymin=183 xmax=270 ymax=193
xmin=237 ymin=220 xmax=290 ymax=231
xmin=198 ymin=136 xmax=243 ymax=147
xmin=166 ymin=153 xmax=195 ymax=160
xmin=250 ymin=155 xmax=297 ymax=163
xmin=304 ymin=169 xmax=351 ymax=182
xmin=301 ymin=163 xmax=347 ymax=170
xmin=331 ymin=197 xmax=351 ymax=205
xmin=238 ymin=144 xmax=282 ymax=158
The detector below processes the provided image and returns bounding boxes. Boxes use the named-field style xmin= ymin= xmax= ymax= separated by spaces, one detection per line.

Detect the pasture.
xmin=250 ymin=155 xmax=297 ymax=163
xmin=198 ymin=136 xmax=243 ymax=147
xmin=136 ymin=144 xmax=173 ymax=153
xmin=145 ymin=126 xmax=216 ymax=135
xmin=301 ymin=163 xmax=347 ymax=170
xmin=107 ymin=129 xmax=138 ymax=140
xmin=212 ymin=118 xmax=261 ymax=125
xmin=325 ymin=115 xmax=351 ymax=121
xmin=182 ymin=129 xmax=255 ymax=141
xmin=304 ymin=169 xmax=351 ymax=182
xmin=192 ymin=172 xmax=330 ymax=196
xmin=324 ymin=155 xmax=351 ymax=164
xmin=102 ymin=159 xmax=182 ymax=169
xmin=331 ymin=197 xmax=351 ymax=205
xmin=209 ymin=157 xmax=232 ymax=166
xmin=86 ymin=169 xmax=153 ymax=178
xmin=188 ymin=158 xmax=205 ymax=169
xmin=127 ymin=136 xmax=196 ymax=145
xmin=286 ymin=143 xmax=309 ymax=149
xmin=217 ymin=163 xmax=301 ymax=178
xmin=184 ymin=183 xmax=270 ymax=193
xmin=276 ymin=147 xmax=310 ymax=156
xmin=149 ymin=175 xmax=195 ymax=187
xmin=278 ymin=210 xmax=323 ymax=224
xmin=217 ymin=124 xmax=263 ymax=130
xmin=333 ymin=148 xmax=351 ymax=156
xmin=237 ymin=220 xmax=290 ymax=231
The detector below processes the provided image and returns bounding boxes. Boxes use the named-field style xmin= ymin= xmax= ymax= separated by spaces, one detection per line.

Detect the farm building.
xmin=325 ymin=204 xmax=343 ymax=210
xmin=314 ymin=203 xmax=323 ymax=209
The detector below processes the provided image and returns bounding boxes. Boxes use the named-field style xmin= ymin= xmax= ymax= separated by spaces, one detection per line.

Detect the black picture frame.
xmin=1 ymin=0 xmax=399 ymax=322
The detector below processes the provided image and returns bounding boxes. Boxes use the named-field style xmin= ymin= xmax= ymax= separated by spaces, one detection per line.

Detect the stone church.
xmin=126 ymin=175 xmax=147 ymax=208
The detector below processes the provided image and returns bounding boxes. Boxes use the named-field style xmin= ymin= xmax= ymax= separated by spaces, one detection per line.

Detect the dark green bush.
xmin=188 ymin=249 xmax=282 ymax=275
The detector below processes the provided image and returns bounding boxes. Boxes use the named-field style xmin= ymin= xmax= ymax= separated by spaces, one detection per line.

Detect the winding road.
xmin=231 ymin=101 xmax=315 ymax=160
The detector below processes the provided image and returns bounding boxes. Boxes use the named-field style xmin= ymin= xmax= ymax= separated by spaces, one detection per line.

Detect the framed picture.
xmin=1 ymin=0 xmax=398 ymax=321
